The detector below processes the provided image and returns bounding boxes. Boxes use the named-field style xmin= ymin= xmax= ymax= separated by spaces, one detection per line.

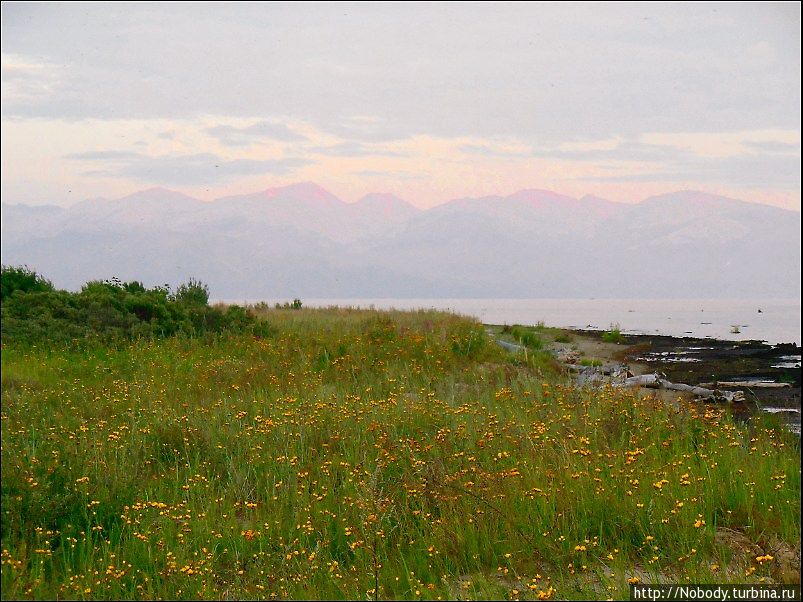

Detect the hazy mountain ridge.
xmin=2 ymin=184 xmax=800 ymax=298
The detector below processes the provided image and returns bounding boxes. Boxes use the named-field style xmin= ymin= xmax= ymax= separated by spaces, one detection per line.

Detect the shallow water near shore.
xmin=224 ymin=298 xmax=802 ymax=345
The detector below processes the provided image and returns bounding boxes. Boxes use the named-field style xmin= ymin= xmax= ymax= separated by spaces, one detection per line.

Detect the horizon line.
xmin=3 ymin=181 xmax=802 ymax=213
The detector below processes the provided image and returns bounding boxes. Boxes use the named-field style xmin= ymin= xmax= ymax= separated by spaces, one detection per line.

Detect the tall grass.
xmin=601 ymin=324 xmax=625 ymax=344
xmin=1 ymin=308 xmax=799 ymax=599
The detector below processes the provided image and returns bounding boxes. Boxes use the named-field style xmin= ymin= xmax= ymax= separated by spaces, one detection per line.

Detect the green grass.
xmin=601 ymin=325 xmax=625 ymax=344
xmin=1 ymin=267 xmax=268 ymax=345
xmin=579 ymin=359 xmax=602 ymax=367
xmin=553 ymin=332 xmax=573 ymax=344
xmin=504 ymin=325 xmax=545 ymax=351
xmin=2 ymin=308 xmax=800 ymax=599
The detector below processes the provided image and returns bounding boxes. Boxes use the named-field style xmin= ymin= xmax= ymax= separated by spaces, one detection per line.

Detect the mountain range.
xmin=1 ymin=183 xmax=800 ymax=299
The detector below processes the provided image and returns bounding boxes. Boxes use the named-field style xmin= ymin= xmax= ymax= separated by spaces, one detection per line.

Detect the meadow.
xmin=1 ymin=305 xmax=800 ymax=599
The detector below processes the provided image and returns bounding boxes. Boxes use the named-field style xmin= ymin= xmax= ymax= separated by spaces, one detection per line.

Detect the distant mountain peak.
xmin=638 ymin=190 xmax=778 ymax=214
xmin=353 ymin=192 xmax=419 ymax=219
xmin=358 ymin=192 xmax=399 ymax=201
xmin=264 ymin=181 xmax=342 ymax=204
xmin=355 ymin=192 xmax=413 ymax=206
xmin=119 ymin=187 xmax=201 ymax=203
xmin=507 ymin=188 xmax=576 ymax=204
xmin=3 ymin=184 xmax=798 ymax=300
xmin=643 ymin=190 xmax=737 ymax=205
xmin=140 ymin=186 xmax=180 ymax=194
xmin=579 ymin=194 xmax=617 ymax=204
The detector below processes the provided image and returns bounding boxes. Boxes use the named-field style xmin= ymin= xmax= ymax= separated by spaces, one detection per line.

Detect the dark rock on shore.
xmin=579 ymin=330 xmax=801 ymax=433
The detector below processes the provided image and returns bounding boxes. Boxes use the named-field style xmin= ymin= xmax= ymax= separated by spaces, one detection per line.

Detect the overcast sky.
xmin=1 ymin=2 xmax=800 ymax=208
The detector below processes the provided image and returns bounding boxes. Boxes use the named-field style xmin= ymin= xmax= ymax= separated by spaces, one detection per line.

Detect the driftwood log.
xmin=492 ymin=335 xmax=747 ymax=403
xmin=619 ymin=373 xmax=745 ymax=402
xmin=495 ymin=339 xmax=524 ymax=353
xmin=699 ymin=381 xmax=791 ymax=389
xmin=565 ymin=362 xmax=746 ymax=402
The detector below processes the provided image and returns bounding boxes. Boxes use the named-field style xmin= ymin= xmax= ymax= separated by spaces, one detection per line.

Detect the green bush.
xmin=1 ymin=265 xmax=54 ymax=301
xmin=275 ymin=298 xmax=303 ymax=310
xmin=509 ymin=325 xmax=544 ymax=350
xmin=0 ymin=268 xmax=271 ymax=344
xmin=174 ymin=278 xmax=210 ymax=306
xmin=601 ymin=324 xmax=625 ymax=344
xmin=450 ymin=322 xmax=487 ymax=358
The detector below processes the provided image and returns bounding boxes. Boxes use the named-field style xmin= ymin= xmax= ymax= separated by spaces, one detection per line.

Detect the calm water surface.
xmin=246 ymin=298 xmax=801 ymax=346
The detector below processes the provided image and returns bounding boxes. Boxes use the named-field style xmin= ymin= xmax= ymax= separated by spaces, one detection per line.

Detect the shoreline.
xmin=227 ymin=298 xmax=803 ymax=347
xmin=487 ymin=323 xmax=802 ymax=432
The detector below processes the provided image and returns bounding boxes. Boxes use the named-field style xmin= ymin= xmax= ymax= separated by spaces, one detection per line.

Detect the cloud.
xmin=65 ymin=150 xmax=143 ymax=161
xmin=532 ymin=139 xmax=687 ymax=162
xmin=532 ymin=131 xmax=801 ymax=189
xmin=3 ymin=4 xmax=799 ymax=206
xmin=639 ymin=130 xmax=800 ymax=158
xmin=2 ymin=4 xmax=798 ymax=143
xmin=742 ymin=140 xmax=800 ymax=155
xmin=353 ymin=170 xmax=426 ymax=180
xmin=1 ymin=52 xmax=64 ymax=104
xmin=310 ymin=141 xmax=405 ymax=157
xmin=206 ymin=121 xmax=307 ymax=146
xmin=65 ymin=151 xmax=314 ymax=186
xmin=459 ymin=144 xmax=529 ymax=158
xmin=579 ymin=152 xmax=801 ymax=189
xmin=319 ymin=115 xmax=412 ymax=143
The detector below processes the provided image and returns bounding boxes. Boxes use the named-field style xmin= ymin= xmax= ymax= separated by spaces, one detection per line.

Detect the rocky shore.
xmin=490 ymin=324 xmax=801 ymax=434
xmin=558 ymin=330 xmax=801 ymax=433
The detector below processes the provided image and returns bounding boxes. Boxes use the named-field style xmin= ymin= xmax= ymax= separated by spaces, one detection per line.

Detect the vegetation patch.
xmin=1 ymin=280 xmax=800 ymax=599
xmin=1 ymin=266 xmax=271 ymax=345
xmin=503 ymin=324 xmax=545 ymax=351
xmin=579 ymin=358 xmax=603 ymax=367
xmin=601 ymin=324 xmax=626 ymax=344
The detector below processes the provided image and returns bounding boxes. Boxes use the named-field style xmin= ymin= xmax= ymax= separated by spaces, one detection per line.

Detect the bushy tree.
xmin=174 ymin=278 xmax=210 ymax=306
xmin=1 ymin=265 xmax=54 ymax=301
xmin=1 ymin=268 xmax=271 ymax=344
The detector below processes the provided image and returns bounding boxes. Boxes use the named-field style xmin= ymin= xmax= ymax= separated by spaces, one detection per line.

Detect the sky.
xmin=1 ymin=2 xmax=800 ymax=209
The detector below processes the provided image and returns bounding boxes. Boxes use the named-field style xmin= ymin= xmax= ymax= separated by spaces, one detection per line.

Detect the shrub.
xmin=450 ymin=322 xmax=487 ymax=358
xmin=601 ymin=324 xmax=625 ymax=344
xmin=509 ymin=325 xmax=544 ymax=350
xmin=0 ymin=265 xmax=54 ymax=301
xmin=174 ymin=278 xmax=210 ymax=306
xmin=0 ymin=268 xmax=270 ymax=344
xmin=275 ymin=298 xmax=303 ymax=310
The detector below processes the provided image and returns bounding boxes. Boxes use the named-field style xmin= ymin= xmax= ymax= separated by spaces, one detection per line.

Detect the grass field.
xmin=1 ymin=308 xmax=800 ymax=599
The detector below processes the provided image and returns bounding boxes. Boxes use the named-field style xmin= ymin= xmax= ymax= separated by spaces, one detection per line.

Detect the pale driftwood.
xmin=700 ymin=381 xmax=791 ymax=389
xmin=616 ymin=373 xmax=745 ymax=402
xmin=662 ymin=382 xmax=745 ymax=402
xmin=663 ymin=382 xmax=719 ymax=396
xmin=495 ymin=339 xmax=524 ymax=353
xmin=492 ymin=334 xmax=746 ymax=403
xmin=622 ymin=374 xmax=661 ymax=388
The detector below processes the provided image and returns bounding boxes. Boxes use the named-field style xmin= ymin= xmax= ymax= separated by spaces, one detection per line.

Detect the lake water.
xmin=235 ymin=298 xmax=801 ymax=346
